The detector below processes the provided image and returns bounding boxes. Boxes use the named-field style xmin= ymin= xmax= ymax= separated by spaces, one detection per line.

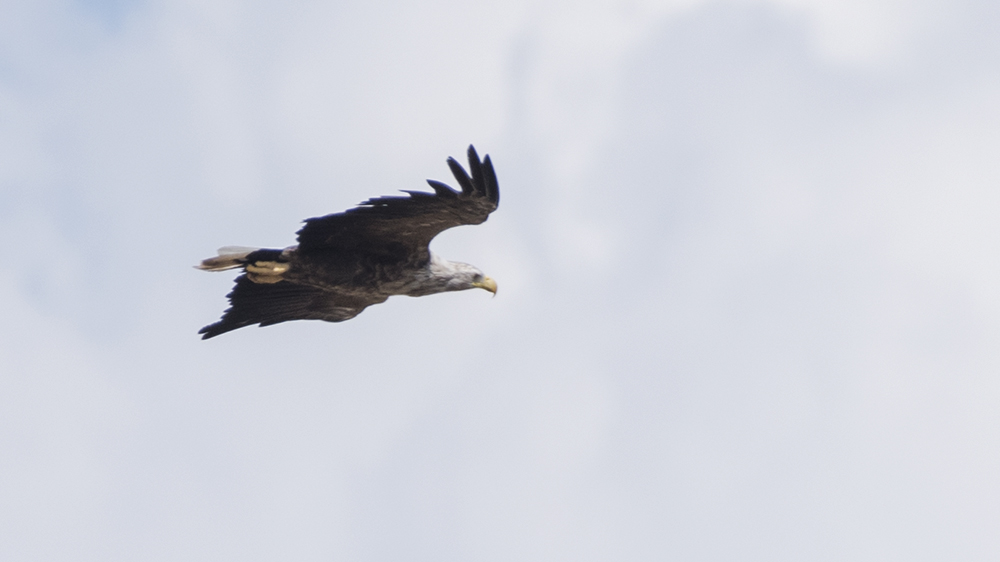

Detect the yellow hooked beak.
xmin=472 ymin=276 xmax=497 ymax=295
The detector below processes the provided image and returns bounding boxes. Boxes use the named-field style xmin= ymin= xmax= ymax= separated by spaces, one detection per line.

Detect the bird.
xmin=196 ymin=145 xmax=499 ymax=339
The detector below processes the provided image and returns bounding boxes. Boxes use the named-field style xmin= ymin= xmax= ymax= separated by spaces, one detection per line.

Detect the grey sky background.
xmin=2 ymin=0 xmax=998 ymax=560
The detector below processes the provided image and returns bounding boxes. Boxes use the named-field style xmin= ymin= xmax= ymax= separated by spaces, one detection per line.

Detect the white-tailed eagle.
xmin=197 ymin=145 xmax=499 ymax=339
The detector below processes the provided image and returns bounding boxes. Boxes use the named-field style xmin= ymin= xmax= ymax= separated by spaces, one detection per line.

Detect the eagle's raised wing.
xmin=295 ymin=145 xmax=499 ymax=263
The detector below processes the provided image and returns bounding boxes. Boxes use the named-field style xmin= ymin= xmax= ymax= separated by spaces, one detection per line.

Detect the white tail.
xmin=196 ymin=246 xmax=260 ymax=271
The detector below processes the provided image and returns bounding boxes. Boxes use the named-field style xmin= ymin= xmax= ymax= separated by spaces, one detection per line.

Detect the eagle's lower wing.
xmin=198 ymin=276 xmax=380 ymax=339
xmin=295 ymin=145 xmax=499 ymax=261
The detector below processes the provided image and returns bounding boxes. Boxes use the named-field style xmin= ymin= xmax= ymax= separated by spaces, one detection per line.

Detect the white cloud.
xmin=2 ymin=0 xmax=999 ymax=560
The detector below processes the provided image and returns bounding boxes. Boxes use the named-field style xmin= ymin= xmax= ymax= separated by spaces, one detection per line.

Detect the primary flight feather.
xmin=197 ymin=145 xmax=499 ymax=339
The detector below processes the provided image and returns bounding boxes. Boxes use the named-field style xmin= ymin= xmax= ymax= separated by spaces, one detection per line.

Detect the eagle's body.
xmin=197 ymin=146 xmax=499 ymax=339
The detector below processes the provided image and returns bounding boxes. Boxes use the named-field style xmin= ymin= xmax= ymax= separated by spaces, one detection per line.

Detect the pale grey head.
xmin=403 ymin=253 xmax=498 ymax=297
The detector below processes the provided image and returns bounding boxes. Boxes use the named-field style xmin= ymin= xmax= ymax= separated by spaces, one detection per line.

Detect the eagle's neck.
xmin=401 ymin=253 xmax=479 ymax=297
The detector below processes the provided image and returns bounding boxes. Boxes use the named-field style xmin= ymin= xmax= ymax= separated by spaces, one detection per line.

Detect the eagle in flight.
xmin=197 ymin=145 xmax=499 ymax=339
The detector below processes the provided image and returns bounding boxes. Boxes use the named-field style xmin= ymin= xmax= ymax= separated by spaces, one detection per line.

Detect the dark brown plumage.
xmin=197 ymin=145 xmax=499 ymax=339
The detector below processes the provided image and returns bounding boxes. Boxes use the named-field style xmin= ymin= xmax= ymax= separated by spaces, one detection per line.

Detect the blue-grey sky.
xmin=2 ymin=1 xmax=999 ymax=560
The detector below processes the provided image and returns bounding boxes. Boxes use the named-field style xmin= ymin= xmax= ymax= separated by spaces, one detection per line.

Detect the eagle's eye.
xmin=472 ymin=274 xmax=483 ymax=283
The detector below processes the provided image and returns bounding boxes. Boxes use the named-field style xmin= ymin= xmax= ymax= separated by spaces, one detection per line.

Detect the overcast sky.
xmin=2 ymin=0 xmax=999 ymax=560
